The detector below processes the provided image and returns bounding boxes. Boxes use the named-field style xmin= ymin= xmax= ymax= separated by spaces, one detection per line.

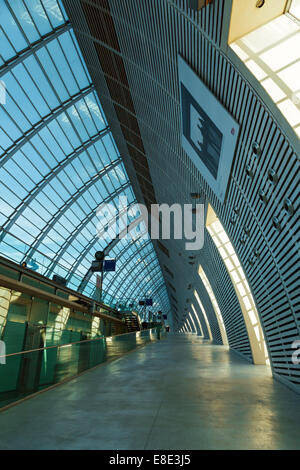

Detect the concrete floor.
xmin=0 ymin=334 xmax=300 ymax=450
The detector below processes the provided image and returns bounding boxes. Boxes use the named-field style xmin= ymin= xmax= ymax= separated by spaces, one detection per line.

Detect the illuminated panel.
xmin=230 ymin=13 xmax=300 ymax=138
xmin=91 ymin=316 xmax=100 ymax=338
xmin=188 ymin=313 xmax=196 ymax=333
xmin=198 ymin=266 xmax=229 ymax=346
xmin=206 ymin=205 xmax=269 ymax=365
xmin=191 ymin=304 xmax=204 ymax=336
xmin=186 ymin=317 xmax=193 ymax=332
xmin=193 ymin=290 xmax=213 ymax=340
xmin=186 ymin=315 xmax=196 ymax=333
xmin=290 ymin=0 xmax=300 ymax=20
xmin=54 ymin=306 xmax=70 ymax=342
xmin=0 ymin=287 xmax=11 ymax=337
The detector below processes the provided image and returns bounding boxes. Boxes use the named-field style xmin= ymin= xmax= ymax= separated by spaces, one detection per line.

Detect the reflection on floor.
xmin=0 ymin=334 xmax=300 ymax=450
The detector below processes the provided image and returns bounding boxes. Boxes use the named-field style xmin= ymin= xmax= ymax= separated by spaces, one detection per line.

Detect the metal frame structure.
xmin=0 ymin=0 xmax=171 ymax=317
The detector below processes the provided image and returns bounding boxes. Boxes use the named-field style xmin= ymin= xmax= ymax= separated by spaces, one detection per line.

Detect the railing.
xmin=0 ymin=230 xmax=142 ymax=311
xmin=0 ymin=327 xmax=165 ymax=410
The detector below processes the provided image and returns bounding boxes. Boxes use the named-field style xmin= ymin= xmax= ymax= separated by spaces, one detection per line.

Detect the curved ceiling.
xmin=0 ymin=0 xmax=171 ymax=316
xmin=58 ymin=0 xmax=300 ymax=393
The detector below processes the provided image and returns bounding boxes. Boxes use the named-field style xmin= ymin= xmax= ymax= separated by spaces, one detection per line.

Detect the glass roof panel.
xmin=0 ymin=0 xmax=170 ymax=316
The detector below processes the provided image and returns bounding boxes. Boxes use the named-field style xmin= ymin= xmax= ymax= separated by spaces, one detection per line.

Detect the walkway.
xmin=0 ymin=335 xmax=300 ymax=450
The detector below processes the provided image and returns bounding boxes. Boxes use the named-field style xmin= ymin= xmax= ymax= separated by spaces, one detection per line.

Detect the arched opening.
xmin=206 ymin=204 xmax=269 ymax=365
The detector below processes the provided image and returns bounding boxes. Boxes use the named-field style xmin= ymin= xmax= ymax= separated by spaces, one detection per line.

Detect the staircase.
xmin=123 ymin=312 xmax=141 ymax=332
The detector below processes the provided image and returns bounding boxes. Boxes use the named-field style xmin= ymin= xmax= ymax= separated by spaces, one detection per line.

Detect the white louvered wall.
xmin=63 ymin=0 xmax=300 ymax=392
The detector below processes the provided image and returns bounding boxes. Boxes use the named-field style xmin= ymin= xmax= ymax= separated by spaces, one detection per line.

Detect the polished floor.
xmin=0 ymin=334 xmax=300 ymax=450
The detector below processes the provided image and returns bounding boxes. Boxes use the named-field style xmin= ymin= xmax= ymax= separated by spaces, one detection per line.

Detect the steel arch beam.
xmin=110 ymin=256 xmax=158 ymax=300
xmin=0 ymin=22 xmax=72 ymax=78
xmin=119 ymin=267 xmax=164 ymax=307
xmin=114 ymin=261 xmax=161 ymax=300
xmin=150 ymin=282 xmax=167 ymax=299
xmin=103 ymin=239 xmax=152 ymax=294
xmin=127 ymin=266 xmax=163 ymax=299
xmin=114 ymin=280 xmax=165 ymax=310
xmin=103 ymin=215 xmax=144 ymax=255
xmin=23 ymin=158 xmax=122 ymax=262
xmin=105 ymin=228 xmax=149 ymax=262
xmin=142 ymin=282 xmax=169 ymax=311
xmin=0 ymin=127 xmax=110 ymax=243
xmin=98 ymin=233 xmax=151 ymax=306
xmin=125 ymin=259 xmax=162 ymax=297
xmin=104 ymin=233 xmax=152 ymax=283
xmin=68 ymin=208 xmax=146 ymax=286
xmin=77 ymin=215 xmax=144 ymax=294
xmin=109 ymin=252 xmax=158 ymax=298
xmin=0 ymin=85 xmax=95 ymax=167
xmin=43 ymin=182 xmax=131 ymax=277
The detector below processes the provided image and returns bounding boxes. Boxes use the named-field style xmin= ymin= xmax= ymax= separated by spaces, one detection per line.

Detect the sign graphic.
xmin=178 ymin=56 xmax=240 ymax=203
xmin=103 ymin=260 xmax=116 ymax=272
xmin=182 ymin=85 xmax=223 ymax=179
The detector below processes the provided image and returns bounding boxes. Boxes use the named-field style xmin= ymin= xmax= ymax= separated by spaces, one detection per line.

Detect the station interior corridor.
xmin=1 ymin=334 xmax=300 ymax=451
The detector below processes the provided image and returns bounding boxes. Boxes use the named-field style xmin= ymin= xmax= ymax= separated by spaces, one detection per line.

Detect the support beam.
xmin=0 ymin=127 xmax=110 ymax=243
xmin=0 ymin=85 xmax=94 ymax=168
xmin=44 ymin=182 xmax=130 ymax=277
xmin=77 ymin=216 xmax=144 ymax=294
xmin=23 ymin=159 xmax=122 ymax=263
xmin=0 ymin=22 xmax=72 ymax=78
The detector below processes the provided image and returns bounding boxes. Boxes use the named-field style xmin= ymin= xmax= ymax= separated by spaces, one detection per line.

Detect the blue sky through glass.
xmin=0 ymin=0 xmax=170 ymax=316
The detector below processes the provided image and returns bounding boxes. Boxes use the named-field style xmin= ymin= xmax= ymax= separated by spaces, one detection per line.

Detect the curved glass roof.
xmin=0 ymin=0 xmax=170 ymax=316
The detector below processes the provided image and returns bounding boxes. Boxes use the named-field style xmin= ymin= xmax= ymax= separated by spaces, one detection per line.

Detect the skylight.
xmin=230 ymin=11 xmax=300 ymax=138
xmin=0 ymin=0 xmax=170 ymax=316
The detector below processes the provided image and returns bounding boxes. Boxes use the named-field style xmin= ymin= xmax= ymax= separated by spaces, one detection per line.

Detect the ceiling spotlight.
xmin=244 ymin=225 xmax=251 ymax=236
xmin=268 ymin=169 xmax=279 ymax=185
xmin=246 ymin=165 xmax=254 ymax=178
xmin=284 ymin=198 xmax=295 ymax=216
xmin=239 ymin=235 xmax=247 ymax=245
xmin=259 ymin=189 xmax=268 ymax=204
xmin=272 ymin=216 xmax=282 ymax=232
xmin=252 ymin=142 xmax=262 ymax=157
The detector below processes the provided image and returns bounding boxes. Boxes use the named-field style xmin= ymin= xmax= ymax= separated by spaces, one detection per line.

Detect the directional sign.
xmin=104 ymin=260 xmax=116 ymax=272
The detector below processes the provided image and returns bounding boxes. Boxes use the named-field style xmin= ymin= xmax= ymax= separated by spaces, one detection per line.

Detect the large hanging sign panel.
xmin=187 ymin=0 xmax=213 ymax=11
xmin=178 ymin=56 xmax=240 ymax=204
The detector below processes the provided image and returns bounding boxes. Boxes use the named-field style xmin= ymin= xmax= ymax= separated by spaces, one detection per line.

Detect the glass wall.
xmin=0 ymin=0 xmax=171 ymax=319
xmin=0 ymin=283 xmax=165 ymax=409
